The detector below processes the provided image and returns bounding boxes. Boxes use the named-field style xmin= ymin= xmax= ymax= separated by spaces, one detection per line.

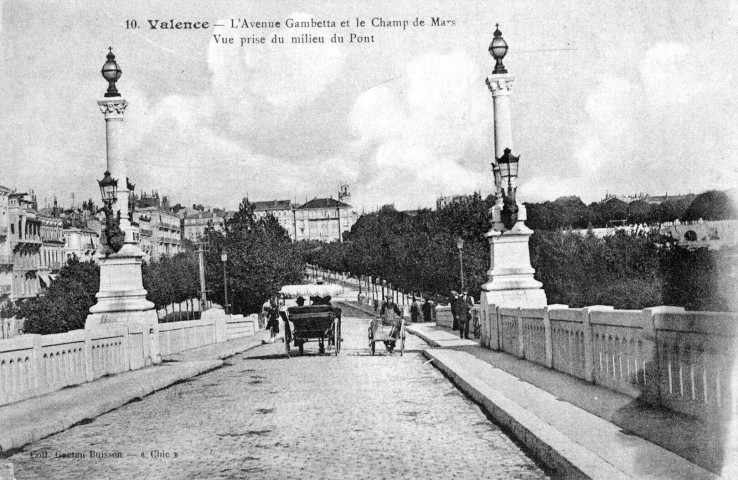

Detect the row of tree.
xmin=525 ymin=190 xmax=735 ymax=231
xmin=304 ymin=192 xmax=736 ymax=311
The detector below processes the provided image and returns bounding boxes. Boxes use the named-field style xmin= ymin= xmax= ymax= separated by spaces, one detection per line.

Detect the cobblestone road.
xmin=7 ymin=311 xmax=548 ymax=479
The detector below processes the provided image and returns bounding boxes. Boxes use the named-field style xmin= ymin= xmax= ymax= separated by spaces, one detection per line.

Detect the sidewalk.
xmin=0 ymin=331 xmax=268 ymax=455
xmin=407 ymin=323 xmax=725 ymax=479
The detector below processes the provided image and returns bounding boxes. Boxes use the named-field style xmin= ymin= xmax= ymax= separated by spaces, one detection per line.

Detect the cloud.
xmin=346 ymin=50 xmax=491 ymax=209
xmin=640 ymin=42 xmax=692 ymax=106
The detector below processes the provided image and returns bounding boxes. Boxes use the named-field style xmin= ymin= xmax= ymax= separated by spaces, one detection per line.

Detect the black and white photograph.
xmin=0 ymin=1 xmax=736 ymax=478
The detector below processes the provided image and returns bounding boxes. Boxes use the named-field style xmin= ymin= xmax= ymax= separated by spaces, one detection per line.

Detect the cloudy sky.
xmin=1 ymin=0 xmax=736 ymax=212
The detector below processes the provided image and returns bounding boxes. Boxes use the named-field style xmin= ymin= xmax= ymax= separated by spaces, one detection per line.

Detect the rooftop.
xmin=297 ymin=198 xmax=351 ymax=210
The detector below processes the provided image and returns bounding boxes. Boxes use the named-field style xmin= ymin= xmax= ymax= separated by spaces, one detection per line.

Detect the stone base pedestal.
xmin=85 ymin=244 xmax=160 ymax=366
xmin=481 ymin=206 xmax=547 ymax=309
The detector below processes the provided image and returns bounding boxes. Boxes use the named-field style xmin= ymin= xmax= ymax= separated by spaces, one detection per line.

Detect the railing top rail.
xmin=0 ymin=334 xmax=37 ymax=353
xmin=549 ymin=308 xmax=583 ymax=322
xmin=589 ymin=310 xmax=644 ymax=328
xmin=655 ymin=312 xmax=738 ymax=336
xmin=159 ymin=318 xmax=214 ymax=330
xmin=519 ymin=307 xmax=545 ymax=319
xmin=499 ymin=307 xmax=519 ymax=316
xmin=41 ymin=330 xmax=86 ymax=346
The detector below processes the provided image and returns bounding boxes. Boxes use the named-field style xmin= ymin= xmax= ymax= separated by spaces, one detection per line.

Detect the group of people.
xmin=450 ymin=290 xmax=475 ymax=339
xmin=409 ymin=297 xmax=435 ymax=324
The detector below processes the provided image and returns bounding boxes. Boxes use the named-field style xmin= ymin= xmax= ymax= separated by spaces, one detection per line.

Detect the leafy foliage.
xmin=306 ymin=196 xmax=735 ymax=312
xmin=682 ymin=190 xmax=736 ymax=222
xmin=20 ymin=258 xmax=101 ymax=334
xmin=204 ymin=199 xmax=305 ymax=315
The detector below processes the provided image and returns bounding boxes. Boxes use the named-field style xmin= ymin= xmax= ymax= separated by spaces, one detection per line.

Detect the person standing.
xmin=450 ymin=291 xmax=459 ymax=330
xmin=460 ymin=291 xmax=474 ymax=339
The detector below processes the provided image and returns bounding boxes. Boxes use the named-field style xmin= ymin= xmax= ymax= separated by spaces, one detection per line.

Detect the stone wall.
xmin=480 ymin=303 xmax=737 ymax=419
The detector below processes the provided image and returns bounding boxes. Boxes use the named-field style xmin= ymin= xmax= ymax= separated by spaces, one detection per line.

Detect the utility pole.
xmin=197 ymin=240 xmax=208 ymax=312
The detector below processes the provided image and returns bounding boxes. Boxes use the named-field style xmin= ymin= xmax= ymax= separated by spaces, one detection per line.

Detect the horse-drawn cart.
xmin=280 ymin=284 xmax=343 ymax=357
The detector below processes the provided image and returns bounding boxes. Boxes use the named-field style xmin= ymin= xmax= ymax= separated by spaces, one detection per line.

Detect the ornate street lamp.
xmin=497 ymin=148 xmax=520 ymax=230
xmin=456 ymin=237 xmax=465 ymax=292
xmin=489 ymin=24 xmax=508 ymax=74
xmin=97 ymin=170 xmax=124 ymax=253
xmin=98 ymin=170 xmax=118 ymax=204
xmin=101 ymin=47 xmax=122 ymax=97
xmin=221 ymin=251 xmax=229 ymax=314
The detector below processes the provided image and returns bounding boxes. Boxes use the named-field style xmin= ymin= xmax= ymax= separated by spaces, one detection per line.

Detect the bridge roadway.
xmin=6 ymin=309 xmax=548 ymax=479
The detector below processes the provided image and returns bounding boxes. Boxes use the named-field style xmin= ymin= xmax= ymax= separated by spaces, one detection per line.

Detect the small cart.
xmin=368 ymin=314 xmax=405 ymax=356
xmin=280 ymin=284 xmax=343 ymax=357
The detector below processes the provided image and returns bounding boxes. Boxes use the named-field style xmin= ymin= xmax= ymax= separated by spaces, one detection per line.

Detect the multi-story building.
xmin=64 ymin=227 xmax=101 ymax=263
xmin=37 ymin=214 xmax=64 ymax=290
xmin=133 ymin=206 xmax=183 ymax=259
xmin=0 ymin=185 xmax=12 ymax=302
xmin=182 ymin=209 xmax=230 ymax=243
xmin=293 ymin=197 xmax=358 ymax=242
xmin=8 ymin=192 xmax=42 ymax=300
xmin=252 ymin=200 xmax=294 ymax=239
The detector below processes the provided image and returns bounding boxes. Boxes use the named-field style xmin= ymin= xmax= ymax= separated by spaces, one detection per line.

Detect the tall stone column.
xmin=86 ymin=49 xmax=160 ymax=366
xmin=481 ymin=27 xmax=547 ymax=309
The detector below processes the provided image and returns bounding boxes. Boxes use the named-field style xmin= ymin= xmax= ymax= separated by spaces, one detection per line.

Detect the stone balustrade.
xmin=480 ymin=303 xmax=738 ymax=419
xmin=226 ymin=314 xmax=257 ymax=340
xmin=0 ymin=306 xmax=259 ymax=407
xmin=159 ymin=318 xmax=218 ymax=356
xmin=0 ymin=325 xmax=128 ymax=406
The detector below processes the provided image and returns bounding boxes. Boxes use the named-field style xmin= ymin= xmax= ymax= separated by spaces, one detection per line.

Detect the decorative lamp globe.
xmin=101 ymin=48 xmax=122 ymax=97
xmin=489 ymin=24 xmax=509 ymax=74
xmin=221 ymin=251 xmax=228 ymax=262
xmin=456 ymin=237 xmax=464 ymax=251
xmin=98 ymin=171 xmax=118 ymax=203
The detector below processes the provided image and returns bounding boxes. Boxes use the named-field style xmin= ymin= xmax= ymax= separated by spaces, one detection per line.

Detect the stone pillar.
xmin=480 ymin=39 xmax=547 ymax=310
xmin=85 ymin=50 xmax=160 ymax=367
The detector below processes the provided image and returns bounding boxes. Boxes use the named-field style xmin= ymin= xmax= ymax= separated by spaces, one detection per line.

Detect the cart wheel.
xmin=334 ymin=319 xmax=341 ymax=356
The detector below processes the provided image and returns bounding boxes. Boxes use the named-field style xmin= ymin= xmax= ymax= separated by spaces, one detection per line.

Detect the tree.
xmin=205 ymin=200 xmax=305 ymax=315
xmin=682 ymin=190 xmax=737 ymax=222
xmin=20 ymin=258 xmax=101 ymax=334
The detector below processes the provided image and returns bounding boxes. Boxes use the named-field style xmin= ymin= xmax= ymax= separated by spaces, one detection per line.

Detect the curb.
xmin=422 ymin=349 xmax=629 ymax=480
xmin=405 ymin=325 xmax=441 ymax=347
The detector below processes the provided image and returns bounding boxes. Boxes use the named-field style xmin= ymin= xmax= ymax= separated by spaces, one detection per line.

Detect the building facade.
xmin=8 ymin=193 xmax=41 ymax=300
xmin=182 ymin=209 xmax=230 ymax=243
xmin=294 ymin=197 xmax=358 ymax=242
xmin=64 ymin=227 xmax=101 ymax=263
xmin=0 ymin=186 xmax=12 ymax=302
xmin=252 ymin=200 xmax=294 ymax=239
xmin=37 ymin=214 xmax=64 ymax=290
xmin=133 ymin=207 xmax=183 ymax=260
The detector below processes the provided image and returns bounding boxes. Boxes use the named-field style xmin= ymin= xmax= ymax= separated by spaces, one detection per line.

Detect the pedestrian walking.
xmin=264 ymin=295 xmax=281 ymax=344
xmin=410 ymin=296 xmax=420 ymax=323
xmin=450 ymin=291 xmax=459 ymax=330
xmin=422 ymin=297 xmax=432 ymax=323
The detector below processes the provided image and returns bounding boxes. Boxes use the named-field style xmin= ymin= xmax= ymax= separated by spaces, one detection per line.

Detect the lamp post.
xmin=479 ymin=25 xmax=547 ymax=310
xmin=85 ymin=48 xmax=160 ymax=366
xmin=456 ymin=237 xmax=465 ymax=292
xmin=221 ymin=251 xmax=229 ymax=315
